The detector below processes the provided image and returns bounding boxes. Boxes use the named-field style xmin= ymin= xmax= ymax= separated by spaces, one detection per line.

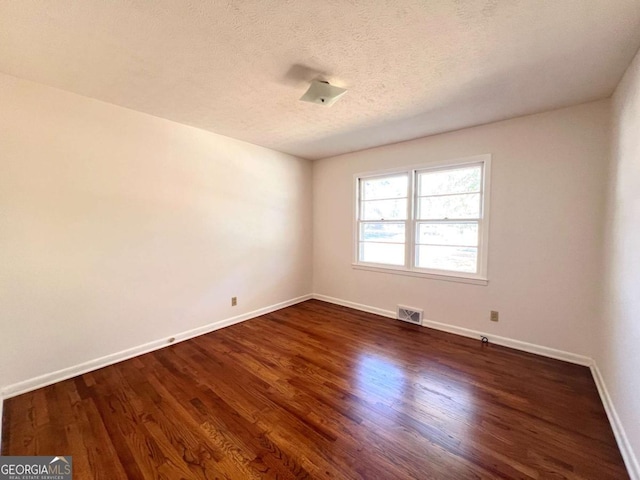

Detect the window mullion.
xmin=360 ymin=219 xmax=407 ymax=224
xmin=356 ymin=178 xmax=362 ymax=263
xmin=415 ymin=218 xmax=481 ymax=223
xmin=416 ymin=191 xmax=481 ymax=199
xmin=407 ymin=169 xmax=416 ymax=269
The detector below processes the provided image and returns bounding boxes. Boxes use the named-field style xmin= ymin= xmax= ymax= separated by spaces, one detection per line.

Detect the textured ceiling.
xmin=1 ymin=1 xmax=639 ymax=160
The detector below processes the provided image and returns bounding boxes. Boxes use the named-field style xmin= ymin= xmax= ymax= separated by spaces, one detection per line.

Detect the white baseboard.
xmin=591 ymin=363 xmax=639 ymax=480
xmin=313 ymin=293 xmax=591 ymax=366
xmin=2 ymin=293 xmax=636 ymax=479
xmin=1 ymin=294 xmax=312 ymax=401
xmin=0 ymin=393 xmax=3 ymax=452
xmin=421 ymin=318 xmax=593 ymax=366
xmin=312 ymin=293 xmax=638 ymax=478
xmin=312 ymin=294 xmax=396 ymax=319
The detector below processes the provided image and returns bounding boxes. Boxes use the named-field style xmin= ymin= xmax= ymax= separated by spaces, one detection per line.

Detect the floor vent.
xmin=396 ymin=305 xmax=423 ymax=325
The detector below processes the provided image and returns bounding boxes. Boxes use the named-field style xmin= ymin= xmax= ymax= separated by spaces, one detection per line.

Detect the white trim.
xmin=591 ymin=363 xmax=640 ymax=480
xmin=477 ymin=156 xmax=491 ymax=279
xmin=312 ymin=294 xmax=396 ymax=320
xmin=1 ymin=294 xmax=312 ymax=400
xmin=353 ymin=154 xmax=492 ymax=180
xmin=0 ymin=393 xmax=3 ymax=453
xmin=352 ymin=263 xmax=489 ymax=285
xmin=2 ymin=293 xmax=635 ymax=480
xmin=312 ymin=294 xmax=636 ymax=478
xmin=313 ymin=294 xmax=591 ymax=366
xmin=353 ymin=154 xmax=492 ymax=283
xmin=421 ymin=318 xmax=592 ymax=366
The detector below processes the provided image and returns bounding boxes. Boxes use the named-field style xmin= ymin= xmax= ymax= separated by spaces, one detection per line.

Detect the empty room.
xmin=1 ymin=1 xmax=639 ymax=479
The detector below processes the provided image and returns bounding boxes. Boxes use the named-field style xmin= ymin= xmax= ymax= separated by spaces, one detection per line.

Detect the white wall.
xmin=0 ymin=73 xmax=312 ymax=390
xmin=313 ymin=101 xmax=610 ymax=357
xmin=599 ymin=47 xmax=640 ymax=475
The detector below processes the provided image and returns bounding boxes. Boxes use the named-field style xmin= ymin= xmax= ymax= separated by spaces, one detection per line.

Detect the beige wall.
xmin=600 ymin=47 xmax=640 ymax=473
xmin=0 ymin=73 xmax=312 ymax=390
xmin=313 ymin=101 xmax=610 ymax=357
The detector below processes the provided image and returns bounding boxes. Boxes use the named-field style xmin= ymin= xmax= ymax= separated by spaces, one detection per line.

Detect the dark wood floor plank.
xmin=65 ymin=376 xmax=132 ymax=480
xmin=114 ymin=362 xmax=228 ymax=479
xmin=1 ymin=300 xmax=629 ymax=479
xmin=168 ymin=341 xmax=359 ymax=478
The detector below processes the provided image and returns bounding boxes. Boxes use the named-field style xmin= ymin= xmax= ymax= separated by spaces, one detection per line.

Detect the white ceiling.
xmin=1 ymin=1 xmax=639 ymax=160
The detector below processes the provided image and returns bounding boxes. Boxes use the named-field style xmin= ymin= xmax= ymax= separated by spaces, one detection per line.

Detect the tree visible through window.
xmin=355 ymin=156 xmax=490 ymax=281
xmin=358 ymin=174 xmax=408 ymax=265
xmin=416 ymin=165 xmax=482 ymax=273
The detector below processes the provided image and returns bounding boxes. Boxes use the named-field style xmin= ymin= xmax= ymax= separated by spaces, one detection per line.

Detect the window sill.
xmin=352 ymin=263 xmax=489 ymax=286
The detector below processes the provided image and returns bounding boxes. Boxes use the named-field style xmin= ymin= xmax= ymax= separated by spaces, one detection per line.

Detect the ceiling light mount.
xmin=300 ymin=80 xmax=347 ymax=106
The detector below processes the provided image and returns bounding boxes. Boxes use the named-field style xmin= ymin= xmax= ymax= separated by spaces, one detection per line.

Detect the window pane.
xmin=362 ymin=199 xmax=407 ymax=220
xmin=419 ymin=166 xmax=481 ymax=196
xmin=361 ymin=223 xmax=405 ymax=243
xmin=362 ymin=175 xmax=408 ymax=200
xmin=360 ymin=242 xmax=405 ymax=265
xmin=417 ymin=223 xmax=478 ymax=246
xmin=418 ymin=193 xmax=480 ymax=220
xmin=416 ymin=245 xmax=478 ymax=273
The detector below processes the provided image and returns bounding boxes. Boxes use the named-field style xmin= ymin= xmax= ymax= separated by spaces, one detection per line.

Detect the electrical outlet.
xmin=231 ymin=296 xmax=237 ymax=306
xmin=490 ymin=310 xmax=499 ymax=322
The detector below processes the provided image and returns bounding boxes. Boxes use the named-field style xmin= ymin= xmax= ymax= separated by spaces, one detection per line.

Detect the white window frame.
xmin=353 ymin=154 xmax=491 ymax=286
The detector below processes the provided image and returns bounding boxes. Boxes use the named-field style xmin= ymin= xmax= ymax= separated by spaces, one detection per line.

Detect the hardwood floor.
xmin=1 ymin=300 xmax=628 ymax=479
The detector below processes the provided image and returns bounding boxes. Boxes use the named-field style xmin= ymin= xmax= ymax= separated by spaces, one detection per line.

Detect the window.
xmin=358 ymin=173 xmax=408 ymax=266
xmin=354 ymin=155 xmax=490 ymax=284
